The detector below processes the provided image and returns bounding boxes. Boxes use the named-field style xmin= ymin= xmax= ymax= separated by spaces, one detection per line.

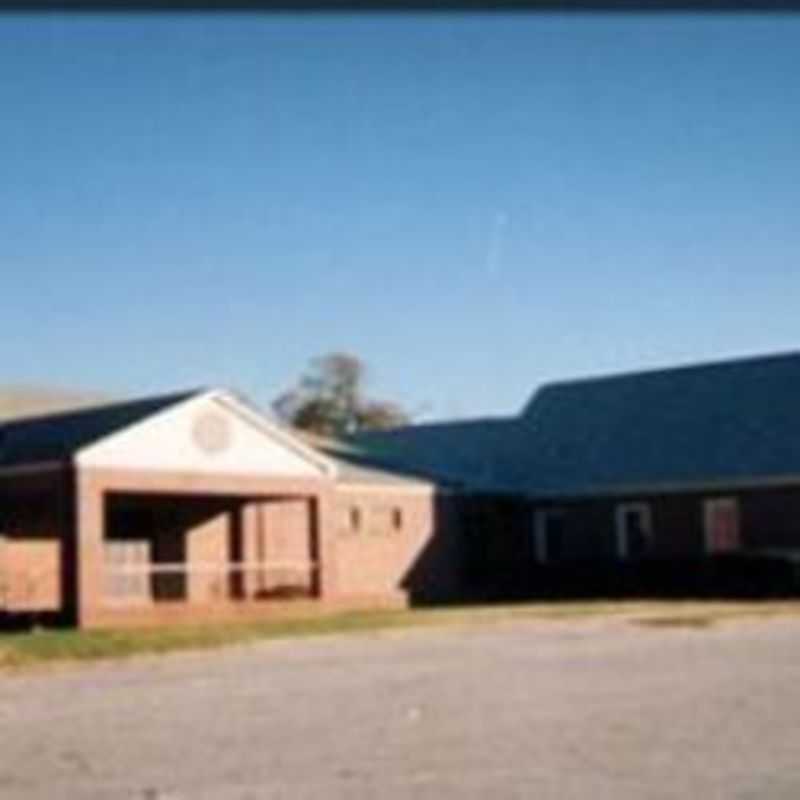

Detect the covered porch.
xmin=75 ymin=470 xmax=335 ymax=629
xmin=104 ymin=492 xmax=320 ymax=607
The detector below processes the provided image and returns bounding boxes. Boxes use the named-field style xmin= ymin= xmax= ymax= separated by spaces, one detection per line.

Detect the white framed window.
xmin=533 ymin=509 xmax=566 ymax=564
xmin=703 ymin=497 xmax=740 ymax=553
xmin=615 ymin=503 xmax=653 ymax=560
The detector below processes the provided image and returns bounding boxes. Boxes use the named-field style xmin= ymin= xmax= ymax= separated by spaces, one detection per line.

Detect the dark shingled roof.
xmin=348 ymin=352 xmax=800 ymax=498
xmin=349 ymin=418 xmax=518 ymax=491
xmin=296 ymin=432 xmax=434 ymax=487
xmin=0 ymin=390 xmax=202 ymax=467
xmin=5 ymin=351 xmax=799 ymax=495
xmin=503 ymin=351 xmax=800 ymax=497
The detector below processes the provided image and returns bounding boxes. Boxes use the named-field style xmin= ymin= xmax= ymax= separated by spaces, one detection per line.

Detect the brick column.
xmin=74 ymin=470 xmax=106 ymax=629
xmin=59 ymin=466 xmax=80 ymax=625
xmin=313 ymin=487 xmax=338 ymax=600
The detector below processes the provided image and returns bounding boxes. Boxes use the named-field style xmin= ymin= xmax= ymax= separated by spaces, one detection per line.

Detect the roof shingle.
xmin=0 ymin=390 xmax=201 ymax=467
xmin=505 ymin=351 xmax=800 ymax=497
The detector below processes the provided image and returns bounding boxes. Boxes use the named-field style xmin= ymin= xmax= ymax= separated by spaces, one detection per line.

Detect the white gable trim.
xmin=209 ymin=391 xmax=337 ymax=477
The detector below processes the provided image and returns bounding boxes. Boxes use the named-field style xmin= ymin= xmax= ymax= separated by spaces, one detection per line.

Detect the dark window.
xmin=392 ymin=507 xmax=403 ymax=531
xmin=535 ymin=510 xmax=566 ymax=563
xmin=616 ymin=504 xmax=652 ymax=559
xmin=545 ymin=514 xmax=565 ymax=561
xmin=350 ymin=506 xmax=362 ymax=532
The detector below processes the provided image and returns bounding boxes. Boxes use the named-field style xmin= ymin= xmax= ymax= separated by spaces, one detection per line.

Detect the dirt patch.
xmin=633 ymin=615 xmax=716 ymax=629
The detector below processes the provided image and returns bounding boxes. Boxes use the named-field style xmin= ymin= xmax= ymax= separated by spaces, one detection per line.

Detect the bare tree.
xmin=274 ymin=352 xmax=410 ymax=437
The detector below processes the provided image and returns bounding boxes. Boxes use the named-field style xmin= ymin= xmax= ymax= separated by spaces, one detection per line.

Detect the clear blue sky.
xmin=2 ymin=13 xmax=799 ymax=420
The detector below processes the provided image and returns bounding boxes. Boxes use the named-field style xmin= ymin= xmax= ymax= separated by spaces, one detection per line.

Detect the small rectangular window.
xmin=704 ymin=497 xmax=740 ymax=553
xmin=615 ymin=503 xmax=653 ymax=560
xmin=533 ymin=509 xmax=566 ymax=564
xmin=350 ymin=506 xmax=362 ymax=532
xmin=392 ymin=507 xmax=403 ymax=531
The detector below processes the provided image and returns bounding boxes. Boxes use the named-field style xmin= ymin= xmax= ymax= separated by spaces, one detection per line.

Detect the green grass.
xmin=2 ymin=600 xmax=799 ymax=672
xmin=0 ymin=603 xmax=611 ymax=671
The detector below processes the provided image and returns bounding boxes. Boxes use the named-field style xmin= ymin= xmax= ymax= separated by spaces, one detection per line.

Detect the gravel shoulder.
xmin=2 ymin=611 xmax=800 ymax=799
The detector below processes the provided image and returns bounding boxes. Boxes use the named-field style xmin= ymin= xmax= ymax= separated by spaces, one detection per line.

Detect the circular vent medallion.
xmin=192 ymin=412 xmax=232 ymax=455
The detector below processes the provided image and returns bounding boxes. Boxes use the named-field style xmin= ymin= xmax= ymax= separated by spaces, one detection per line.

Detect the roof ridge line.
xmin=532 ymin=349 xmax=800 ymax=396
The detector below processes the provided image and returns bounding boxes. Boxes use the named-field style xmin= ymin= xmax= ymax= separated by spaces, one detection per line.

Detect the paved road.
xmin=2 ymin=615 xmax=800 ymax=799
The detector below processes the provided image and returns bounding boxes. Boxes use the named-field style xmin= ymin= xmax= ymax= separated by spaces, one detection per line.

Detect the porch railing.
xmin=103 ymin=561 xmax=319 ymax=605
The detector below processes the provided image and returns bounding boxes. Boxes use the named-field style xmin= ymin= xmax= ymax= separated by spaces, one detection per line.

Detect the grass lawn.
xmin=2 ymin=600 xmax=800 ymax=673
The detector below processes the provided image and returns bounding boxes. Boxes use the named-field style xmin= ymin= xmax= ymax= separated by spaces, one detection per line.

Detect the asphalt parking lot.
xmin=2 ymin=613 xmax=799 ymax=800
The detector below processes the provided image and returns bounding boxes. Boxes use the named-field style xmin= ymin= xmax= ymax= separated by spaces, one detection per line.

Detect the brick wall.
xmin=333 ymin=486 xmax=464 ymax=604
xmin=741 ymin=487 xmax=800 ymax=549
xmin=186 ymin=507 xmax=231 ymax=603
xmin=532 ymin=493 xmax=706 ymax=561
xmin=241 ymin=498 xmax=314 ymax=598
xmin=532 ymin=484 xmax=800 ymax=562
xmin=0 ymin=475 xmax=67 ymax=613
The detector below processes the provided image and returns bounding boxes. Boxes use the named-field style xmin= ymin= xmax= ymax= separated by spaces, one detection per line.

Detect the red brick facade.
xmin=8 ymin=463 xmax=800 ymax=628
xmin=333 ymin=486 xmax=463 ymax=604
xmin=0 ymin=467 xmax=71 ymax=616
xmin=1 ymin=464 xmax=468 ymax=629
xmin=529 ymin=483 xmax=800 ymax=564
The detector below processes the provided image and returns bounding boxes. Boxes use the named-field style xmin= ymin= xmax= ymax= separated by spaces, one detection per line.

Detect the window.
xmin=533 ymin=509 xmax=566 ymax=564
xmin=392 ymin=507 xmax=403 ymax=531
xmin=704 ymin=497 xmax=740 ymax=553
xmin=349 ymin=506 xmax=362 ymax=532
xmin=615 ymin=503 xmax=652 ymax=560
